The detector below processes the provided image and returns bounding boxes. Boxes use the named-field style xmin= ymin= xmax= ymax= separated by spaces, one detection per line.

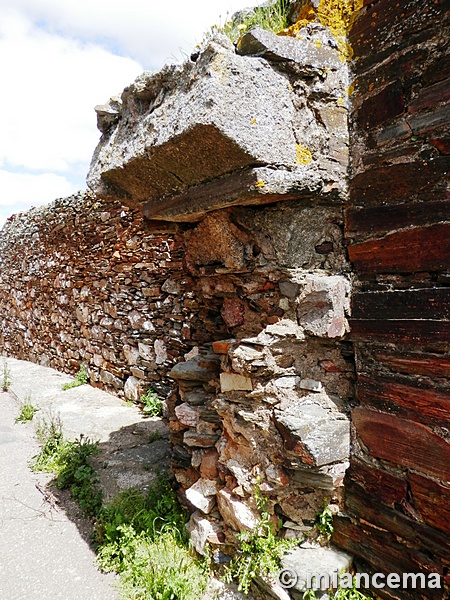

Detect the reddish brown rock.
xmin=199 ymin=449 xmax=220 ymax=480
xmin=221 ymin=298 xmax=246 ymax=329
xmin=409 ymin=473 xmax=450 ymax=535
xmin=352 ymin=408 xmax=450 ymax=481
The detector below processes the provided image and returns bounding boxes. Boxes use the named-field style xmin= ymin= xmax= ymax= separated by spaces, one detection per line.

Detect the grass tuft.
xmin=62 ymin=365 xmax=89 ymax=390
xmin=94 ymin=474 xmax=208 ymax=599
xmin=1 ymin=359 xmax=11 ymax=391
xmin=197 ymin=0 xmax=290 ymax=50
xmin=15 ymin=397 xmax=38 ymax=423
xmin=31 ymin=417 xmax=101 ymax=516
xmin=225 ymin=483 xmax=298 ymax=594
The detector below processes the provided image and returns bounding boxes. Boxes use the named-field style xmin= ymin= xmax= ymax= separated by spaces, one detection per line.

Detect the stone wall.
xmin=0 ymin=21 xmax=355 ymax=583
xmin=333 ymin=0 xmax=450 ymax=598
xmin=0 ymin=192 xmax=195 ymax=400
xmin=1 ymin=2 xmax=449 ymax=597
xmin=85 ymin=23 xmax=355 ymax=562
xmin=168 ymin=199 xmax=354 ymax=554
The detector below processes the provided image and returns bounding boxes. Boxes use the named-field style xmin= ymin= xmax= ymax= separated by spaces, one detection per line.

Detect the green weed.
xmin=62 ymin=365 xmax=89 ymax=390
xmin=303 ymin=575 xmax=373 ymax=599
xmin=1 ymin=360 xmax=11 ymax=391
xmin=316 ymin=502 xmax=334 ymax=539
xmin=141 ymin=388 xmax=162 ymax=417
xmin=31 ymin=418 xmax=101 ymax=516
xmin=201 ymin=0 xmax=289 ymax=49
xmin=225 ymin=484 xmax=298 ymax=594
xmin=15 ymin=397 xmax=37 ymax=423
xmin=118 ymin=529 xmax=208 ymax=600
xmin=95 ymin=474 xmax=207 ymax=599
xmin=333 ymin=580 xmax=373 ymax=599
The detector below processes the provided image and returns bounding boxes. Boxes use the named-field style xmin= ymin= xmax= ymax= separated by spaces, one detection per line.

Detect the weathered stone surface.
xmin=169 ymin=354 xmax=220 ymax=382
xmin=238 ymin=26 xmax=341 ymax=73
xmin=217 ymin=489 xmax=259 ymax=532
xmin=87 ymin=29 xmax=348 ymax=220
xmin=220 ymin=373 xmax=253 ymax=392
xmin=175 ymin=403 xmax=199 ymax=427
xmin=187 ymin=511 xmax=223 ymax=555
xmin=281 ymin=546 xmax=353 ymax=593
xmin=124 ymin=376 xmax=145 ymax=402
xmin=94 ymin=95 xmax=122 ymax=133
xmin=297 ymin=275 xmax=351 ymax=338
xmin=200 ymin=448 xmax=220 ymax=480
xmin=184 ymin=431 xmax=220 ymax=448
xmin=274 ymin=398 xmax=350 ymax=467
xmin=185 ymin=478 xmax=218 ymax=514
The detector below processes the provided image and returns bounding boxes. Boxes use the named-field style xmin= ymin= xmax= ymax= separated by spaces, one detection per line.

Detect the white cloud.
xmin=5 ymin=0 xmax=256 ymax=68
xmin=0 ymin=170 xmax=79 ymax=229
xmin=0 ymin=0 xmax=256 ymax=223
xmin=0 ymin=9 xmax=142 ymax=173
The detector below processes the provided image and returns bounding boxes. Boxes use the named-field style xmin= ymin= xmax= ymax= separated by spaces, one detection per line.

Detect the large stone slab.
xmin=274 ymin=395 xmax=350 ymax=467
xmin=87 ymin=28 xmax=348 ymax=221
xmin=281 ymin=545 xmax=353 ymax=597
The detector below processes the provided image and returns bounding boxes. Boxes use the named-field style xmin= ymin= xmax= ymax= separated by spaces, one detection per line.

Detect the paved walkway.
xmin=0 ymin=390 xmax=118 ymax=599
xmin=0 ymin=357 xmax=170 ymax=599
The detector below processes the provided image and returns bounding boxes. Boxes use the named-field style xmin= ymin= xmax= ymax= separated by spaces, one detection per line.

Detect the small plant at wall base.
xmin=141 ymin=387 xmax=162 ymax=417
xmin=31 ymin=419 xmax=102 ymax=517
xmin=1 ymin=360 xmax=11 ymax=391
xmin=94 ymin=474 xmax=208 ymax=599
xmin=315 ymin=502 xmax=334 ymax=539
xmin=333 ymin=581 xmax=373 ymax=599
xmin=15 ymin=396 xmax=37 ymax=423
xmin=62 ymin=365 xmax=89 ymax=390
xmin=303 ymin=582 xmax=373 ymax=600
xmin=225 ymin=484 xmax=298 ymax=594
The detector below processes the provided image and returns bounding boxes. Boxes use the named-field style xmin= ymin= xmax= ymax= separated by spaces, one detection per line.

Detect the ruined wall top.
xmin=87 ymin=25 xmax=350 ymax=221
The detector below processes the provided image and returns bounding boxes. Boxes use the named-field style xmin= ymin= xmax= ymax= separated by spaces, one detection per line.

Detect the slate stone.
xmin=274 ymin=401 xmax=350 ymax=467
xmin=169 ymin=354 xmax=220 ymax=382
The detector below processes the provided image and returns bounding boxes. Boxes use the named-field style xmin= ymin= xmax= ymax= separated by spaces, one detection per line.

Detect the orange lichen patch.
xmin=280 ymin=0 xmax=364 ymax=61
xmin=295 ymin=144 xmax=313 ymax=165
xmin=279 ymin=4 xmax=316 ymax=38
xmin=318 ymin=0 xmax=364 ymax=60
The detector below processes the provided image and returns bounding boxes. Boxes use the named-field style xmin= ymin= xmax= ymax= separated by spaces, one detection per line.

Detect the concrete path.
xmin=4 ymin=357 xmax=170 ymax=501
xmin=0 ymin=390 xmax=119 ymax=600
xmin=0 ymin=356 xmax=171 ymax=599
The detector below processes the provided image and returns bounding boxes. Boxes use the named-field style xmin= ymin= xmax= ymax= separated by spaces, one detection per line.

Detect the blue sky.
xmin=0 ymin=0 xmax=255 ymax=228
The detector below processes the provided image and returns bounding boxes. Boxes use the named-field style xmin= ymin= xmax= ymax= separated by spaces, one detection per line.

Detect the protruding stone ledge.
xmin=87 ymin=26 xmax=349 ymax=221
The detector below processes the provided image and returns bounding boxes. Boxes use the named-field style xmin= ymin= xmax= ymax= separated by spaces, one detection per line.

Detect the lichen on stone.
xmin=280 ymin=0 xmax=364 ymax=61
xmin=295 ymin=144 xmax=313 ymax=165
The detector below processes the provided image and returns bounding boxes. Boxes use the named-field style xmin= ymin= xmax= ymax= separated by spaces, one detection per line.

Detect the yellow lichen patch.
xmin=255 ymin=180 xmax=265 ymax=189
xmin=315 ymin=39 xmax=323 ymax=48
xmin=347 ymin=84 xmax=355 ymax=96
xmin=279 ymin=0 xmax=364 ymax=61
xmin=251 ymin=118 xmax=257 ymax=125
xmin=317 ymin=0 xmax=364 ymax=61
xmin=295 ymin=144 xmax=313 ymax=165
xmin=279 ymin=4 xmax=316 ymax=38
